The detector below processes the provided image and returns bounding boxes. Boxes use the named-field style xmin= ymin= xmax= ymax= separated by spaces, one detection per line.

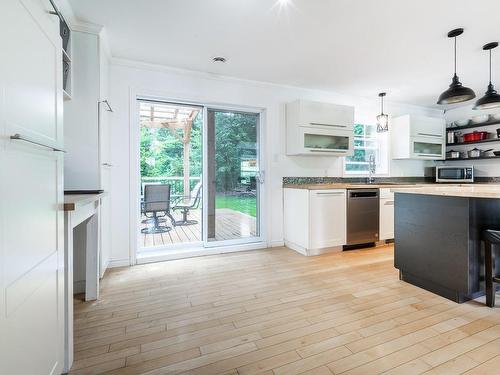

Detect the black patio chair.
xmin=141 ymin=184 xmax=176 ymax=234
xmin=172 ymin=181 xmax=202 ymax=226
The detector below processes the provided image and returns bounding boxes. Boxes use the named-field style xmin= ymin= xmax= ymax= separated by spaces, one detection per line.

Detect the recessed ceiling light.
xmin=212 ymin=56 xmax=227 ymax=63
xmin=278 ymin=0 xmax=289 ymax=5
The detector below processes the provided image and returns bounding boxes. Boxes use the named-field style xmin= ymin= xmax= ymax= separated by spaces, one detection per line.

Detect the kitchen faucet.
xmin=367 ymin=154 xmax=376 ymax=184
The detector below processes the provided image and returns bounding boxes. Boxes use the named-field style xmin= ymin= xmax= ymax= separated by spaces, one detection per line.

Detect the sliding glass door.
xmin=136 ymin=99 xmax=265 ymax=257
xmin=138 ymin=100 xmax=203 ymax=251
xmin=204 ymin=108 xmax=263 ymax=246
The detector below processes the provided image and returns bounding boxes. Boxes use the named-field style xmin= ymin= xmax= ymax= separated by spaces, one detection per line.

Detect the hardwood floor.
xmin=71 ymin=245 xmax=500 ymax=375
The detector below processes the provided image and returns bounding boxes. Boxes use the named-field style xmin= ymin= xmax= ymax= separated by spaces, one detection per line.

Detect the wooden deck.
xmin=141 ymin=208 xmax=257 ymax=248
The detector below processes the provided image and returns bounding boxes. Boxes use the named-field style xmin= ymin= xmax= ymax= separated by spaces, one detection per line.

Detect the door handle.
xmin=255 ymin=171 xmax=265 ymax=184
xmin=316 ymin=191 xmax=345 ymax=195
xmin=10 ymin=134 xmax=66 ymax=152
xmin=309 ymin=149 xmax=346 ymax=153
xmin=309 ymin=122 xmax=347 ymax=128
xmin=417 ymin=133 xmax=442 ymax=138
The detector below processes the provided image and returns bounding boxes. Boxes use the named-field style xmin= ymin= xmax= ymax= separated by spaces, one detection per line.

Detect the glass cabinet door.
xmin=412 ymin=141 xmax=443 ymax=157
xmin=304 ymin=133 xmax=349 ymax=151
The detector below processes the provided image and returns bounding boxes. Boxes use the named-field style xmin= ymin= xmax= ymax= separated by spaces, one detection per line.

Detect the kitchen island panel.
xmin=395 ymin=193 xmax=472 ymax=302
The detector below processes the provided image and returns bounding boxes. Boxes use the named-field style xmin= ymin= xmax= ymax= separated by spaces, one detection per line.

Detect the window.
xmin=344 ymin=124 xmax=389 ymax=175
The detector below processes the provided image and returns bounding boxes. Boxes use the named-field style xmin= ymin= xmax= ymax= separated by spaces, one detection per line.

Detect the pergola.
xmin=139 ymin=101 xmax=200 ymax=197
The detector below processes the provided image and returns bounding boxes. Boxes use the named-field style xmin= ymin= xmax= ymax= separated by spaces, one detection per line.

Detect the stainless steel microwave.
xmin=435 ymin=166 xmax=474 ymax=183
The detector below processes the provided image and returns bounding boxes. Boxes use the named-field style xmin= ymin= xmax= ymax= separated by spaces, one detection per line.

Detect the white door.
xmin=0 ymin=0 xmax=64 ymax=374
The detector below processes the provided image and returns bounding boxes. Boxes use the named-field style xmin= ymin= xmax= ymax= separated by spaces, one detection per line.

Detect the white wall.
xmin=108 ymin=59 xmax=442 ymax=264
xmin=444 ymin=104 xmax=500 ymax=177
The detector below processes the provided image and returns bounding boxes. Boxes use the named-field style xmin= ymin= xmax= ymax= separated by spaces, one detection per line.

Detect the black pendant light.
xmin=437 ymin=28 xmax=476 ymax=105
xmin=376 ymin=92 xmax=389 ymax=133
xmin=474 ymin=42 xmax=500 ymax=110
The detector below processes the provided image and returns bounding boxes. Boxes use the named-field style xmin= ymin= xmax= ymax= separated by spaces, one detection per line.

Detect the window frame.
xmin=343 ymin=123 xmax=390 ymax=177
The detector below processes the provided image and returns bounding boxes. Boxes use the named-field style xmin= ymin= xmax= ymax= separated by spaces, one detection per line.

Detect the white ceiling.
xmin=68 ymin=0 xmax=500 ymax=108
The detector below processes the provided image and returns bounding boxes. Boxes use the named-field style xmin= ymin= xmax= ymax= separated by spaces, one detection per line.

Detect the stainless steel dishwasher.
xmin=346 ymin=189 xmax=379 ymax=245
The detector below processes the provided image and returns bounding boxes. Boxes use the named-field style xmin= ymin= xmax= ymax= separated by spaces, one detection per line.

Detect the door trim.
xmin=128 ymin=88 xmax=267 ymax=263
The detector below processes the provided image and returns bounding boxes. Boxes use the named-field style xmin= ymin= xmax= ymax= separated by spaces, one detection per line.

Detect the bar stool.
xmin=482 ymin=229 xmax=500 ymax=307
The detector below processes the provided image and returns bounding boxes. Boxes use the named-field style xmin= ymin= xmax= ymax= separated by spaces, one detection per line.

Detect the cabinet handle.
xmin=417 ymin=133 xmax=442 ymax=138
xmin=309 ymin=149 xmax=346 ymax=153
xmin=384 ymin=200 xmax=394 ymax=206
xmin=315 ymin=192 xmax=345 ymax=196
xmin=102 ymin=163 xmax=113 ymax=167
xmin=416 ymin=153 xmax=441 ymax=157
xmin=309 ymin=122 xmax=347 ymax=128
xmin=10 ymin=134 xmax=66 ymax=152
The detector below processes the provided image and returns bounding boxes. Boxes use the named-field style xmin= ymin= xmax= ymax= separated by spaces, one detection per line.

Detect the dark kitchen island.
xmin=391 ymin=185 xmax=500 ymax=303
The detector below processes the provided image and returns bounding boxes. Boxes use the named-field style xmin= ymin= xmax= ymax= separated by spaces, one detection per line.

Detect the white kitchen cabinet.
xmin=392 ymin=115 xmax=445 ymax=160
xmin=64 ymin=29 xmax=111 ymax=191
xmin=379 ymin=188 xmax=394 ymax=240
xmin=286 ymin=100 xmax=354 ymax=156
xmin=284 ymin=188 xmax=346 ymax=255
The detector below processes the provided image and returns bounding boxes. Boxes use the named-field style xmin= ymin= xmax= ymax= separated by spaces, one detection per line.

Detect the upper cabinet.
xmin=286 ymin=100 xmax=354 ymax=156
xmin=391 ymin=115 xmax=445 ymax=160
xmin=64 ymin=30 xmax=111 ymax=191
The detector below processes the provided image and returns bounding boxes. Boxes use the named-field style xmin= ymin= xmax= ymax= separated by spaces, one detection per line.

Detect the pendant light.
xmin=474 ymin=42 xmax=500 ymax=110
xmin=376 ymin=92 xmax=389 ymax=133
xmin=437 ymin=28 xmax=476 ymax=105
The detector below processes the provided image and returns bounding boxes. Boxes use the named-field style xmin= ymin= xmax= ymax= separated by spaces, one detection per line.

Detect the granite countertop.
xmin=283 ymin=183 xmax=434 ymax=190
xmin=64 ymin=192 xmax=108 ymax=211
xmin=391 ymin=184 xmax=500 ymax=199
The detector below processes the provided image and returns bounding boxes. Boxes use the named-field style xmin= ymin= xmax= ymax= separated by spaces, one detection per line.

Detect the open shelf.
xmin=442 ymin=155 xmax=500 ymax=162
xmin=446 ymin=138 xmax=500 ymax=147
xmin=446 ymin=119 xmax=500 ymax=132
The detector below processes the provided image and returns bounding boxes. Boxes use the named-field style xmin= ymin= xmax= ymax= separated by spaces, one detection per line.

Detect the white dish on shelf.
xmin=471 ymin=115 xmax=490 ymax=124
xmin=491 ymin=113 xmax=500 ymax=121
xmin=455 ymin=119 xmax=470 ymax=126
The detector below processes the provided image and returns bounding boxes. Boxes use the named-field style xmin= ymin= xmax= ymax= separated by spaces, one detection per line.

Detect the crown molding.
xmin=109 ymin=57 xmax=356 ymax=97
xmin=71 ymin=20 xmax=103 ymax=35
xmin=109 ymin=57 xmax=441 ymax=114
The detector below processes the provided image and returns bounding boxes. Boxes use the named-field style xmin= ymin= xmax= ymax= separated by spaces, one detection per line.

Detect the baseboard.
xmin=307 ymin=246 xmax=343 ymax=256
xmin=100 ymin=259 xmax=110 ymax=278
xmin=284 ymin=240 xmax=308 ymax=255
xmin=270 ymin=240 xmax=285 ymax=248
xmin=284 ymin=241 xmax=343 ymax=256
xmin=108 ymin=258 xmax=131 ymax=268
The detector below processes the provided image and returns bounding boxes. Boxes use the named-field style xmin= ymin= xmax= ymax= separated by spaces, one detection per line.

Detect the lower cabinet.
xmin=379 ymin=188 xmax=395 ymax=240
xmin=284 ymin=188 xmax=346 ymax=256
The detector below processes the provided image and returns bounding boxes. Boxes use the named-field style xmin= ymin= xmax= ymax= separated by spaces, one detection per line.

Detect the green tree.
xmin=140 ymin=111 xmax=257 ymax=194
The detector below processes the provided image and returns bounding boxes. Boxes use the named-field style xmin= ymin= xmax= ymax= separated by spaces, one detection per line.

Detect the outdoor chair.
xmin=172 ymin=181 xmax=202 ymax=226
xmin=141 ymin=184 xmax=176 ymax=234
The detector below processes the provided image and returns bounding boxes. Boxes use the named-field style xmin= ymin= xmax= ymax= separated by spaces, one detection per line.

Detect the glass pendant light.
xmin=474 ymin=42 xmax=500 ymax=110
xmin=376 ymin=92 xmax=389 ymax=133
xmin=437 ymin=28 xmax=476 ymax=105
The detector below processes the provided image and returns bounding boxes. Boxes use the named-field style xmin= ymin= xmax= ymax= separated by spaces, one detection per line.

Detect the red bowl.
xmin=463 ymin=131 xmax=488 ymax=142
